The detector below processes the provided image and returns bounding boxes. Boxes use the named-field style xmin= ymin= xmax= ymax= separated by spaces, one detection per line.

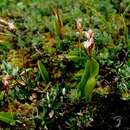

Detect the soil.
xmin=91 ymin=93 xmax=130 ymax=130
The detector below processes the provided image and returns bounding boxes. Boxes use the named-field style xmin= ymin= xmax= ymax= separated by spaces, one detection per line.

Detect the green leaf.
xmin=79 ymin=58 xmax=99 ymax=101
xmin=0 ymin=112 xmax=16 ymax=126
xmin=84 ymin=77 xmax=96 ymax=102
xmin=0 ymin=91 xmax=4 ymax=101
xmin=79 ymin=60 xmax=90 ymax=96
xmin=89 ymin=58 xmax=99 ymax=77
xmin=37 ymin=60 xmax=49 ymax=83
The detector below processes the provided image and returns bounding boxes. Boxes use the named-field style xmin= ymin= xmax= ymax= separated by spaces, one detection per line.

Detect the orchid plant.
xmin=76 ymin=20 xmax=99 ymax=102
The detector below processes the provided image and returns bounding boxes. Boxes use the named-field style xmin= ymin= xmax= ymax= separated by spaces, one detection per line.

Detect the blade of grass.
xmin=37 ymin=60 xmax=49 ymax=83
xmin=0 ymin=112 xmax=16 ymax=126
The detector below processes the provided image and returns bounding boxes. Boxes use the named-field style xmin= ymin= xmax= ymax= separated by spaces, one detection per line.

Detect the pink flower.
xmin=76 ymin=18 xmax=82 ymax=32
xmin=2 ymin=75 xmax=10 ymax=87
xmin=3 ymin=80 xmax=9 ymax=87
xmin=82 ymin=29 xmax=95 ymax=56
xmin=84 ymin=29 xmax=94 ymax=39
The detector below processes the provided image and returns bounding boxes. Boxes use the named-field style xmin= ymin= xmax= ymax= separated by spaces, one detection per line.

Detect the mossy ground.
xmin=0 ymin=0 xmax=130 ymax=129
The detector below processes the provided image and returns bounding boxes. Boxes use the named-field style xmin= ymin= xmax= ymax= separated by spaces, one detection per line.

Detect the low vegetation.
xmin=0 ymin=0 xmax=130 ymax=129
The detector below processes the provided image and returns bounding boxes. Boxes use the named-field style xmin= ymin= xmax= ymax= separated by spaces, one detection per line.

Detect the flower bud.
xmin=76 ymin=18 xmax=82 ymax=32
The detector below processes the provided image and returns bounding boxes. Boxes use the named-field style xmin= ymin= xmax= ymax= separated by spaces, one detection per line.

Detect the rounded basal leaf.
xmin=79 ymin=60 xmax=90 ymax=96
xmin=79 ymin=58 xmax=99 ymax=101
xmin=89 ymin=58 xmax=99 ymax=77
xmin=84 ymin=77 xmax=96 ymax=102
